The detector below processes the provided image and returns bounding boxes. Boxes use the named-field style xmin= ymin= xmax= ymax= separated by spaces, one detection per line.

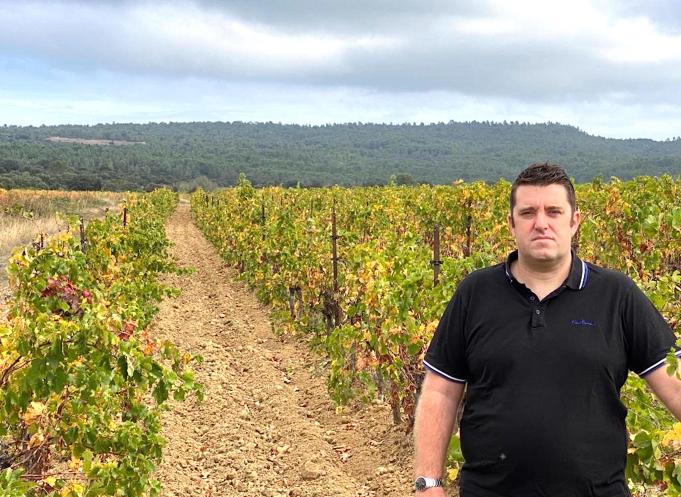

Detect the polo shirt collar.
xmin=504 ymin=250 xmax=589 ymax=290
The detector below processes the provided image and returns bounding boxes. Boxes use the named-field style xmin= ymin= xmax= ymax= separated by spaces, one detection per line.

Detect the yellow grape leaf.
xmin=69 ymin=357 xmax=84 ymax=367
xmin=661 ymin=422 xmax=681 ymax=446
xmin=447 ymin=466 xmax=459 ymax=481
xmin=68 ymin=455 xmax=82 ymax=470
xmin=60 ymin=483 xmax=85 ymax=497
xmin=22 ymin=401 xmax=47 ymax=425
xmin=44 ymin=477 xmax=57 ymax=487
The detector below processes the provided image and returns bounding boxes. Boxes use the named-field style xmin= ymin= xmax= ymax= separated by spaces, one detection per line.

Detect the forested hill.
xmin=1 ymin=121 xmax=680 ymax=191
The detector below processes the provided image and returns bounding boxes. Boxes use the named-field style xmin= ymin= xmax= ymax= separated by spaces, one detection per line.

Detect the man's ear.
xmin=508 ymin=212 xmax=515 ymax=235
xmin=570 ymin=210 xmax=581 ymax=235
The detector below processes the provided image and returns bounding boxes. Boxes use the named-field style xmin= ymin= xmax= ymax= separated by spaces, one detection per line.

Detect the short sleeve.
xmin=622 ymin=278 xmax=678 ymax=376
xmin=423 ymin=288 xmax=469 ymax=383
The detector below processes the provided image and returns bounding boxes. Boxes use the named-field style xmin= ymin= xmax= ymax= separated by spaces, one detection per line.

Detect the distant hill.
xmin=1 ymin=121 xmax=680 ymax=191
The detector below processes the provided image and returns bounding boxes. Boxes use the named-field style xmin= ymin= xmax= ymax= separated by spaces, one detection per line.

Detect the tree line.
xmin=1 ymin=121 xmax=680 ymax=191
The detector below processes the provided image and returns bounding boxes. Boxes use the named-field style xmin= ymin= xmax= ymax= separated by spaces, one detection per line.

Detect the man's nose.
xmin=535 ymin=211 xmax=549 ymax=229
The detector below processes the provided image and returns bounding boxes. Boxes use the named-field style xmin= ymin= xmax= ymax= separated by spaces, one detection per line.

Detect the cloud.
xmin=0 ymin=1 xmax=400 ymax=81
xmin=1 ymin=0 xmax=681 ymax=137
xmin=2 ymin=0 xmax=681 ymax=103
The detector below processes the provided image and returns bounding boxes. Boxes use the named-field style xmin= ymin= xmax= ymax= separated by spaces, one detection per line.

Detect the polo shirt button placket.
xmin=531 ymin=306 xmax=545 ymax=328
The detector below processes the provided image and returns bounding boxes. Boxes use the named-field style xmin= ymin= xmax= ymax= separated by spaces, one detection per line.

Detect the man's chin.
xmin=526 ymin=250 xmax=558 ymax=263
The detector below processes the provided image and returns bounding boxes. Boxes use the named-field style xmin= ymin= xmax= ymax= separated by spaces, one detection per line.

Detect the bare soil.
xmin=152 ymin=201 xmax=423 ymax=497
xmin=46 ymin=136 xmax=146 ymax=146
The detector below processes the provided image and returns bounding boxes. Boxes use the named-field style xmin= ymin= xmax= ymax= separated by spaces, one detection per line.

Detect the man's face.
xmin=508 ymin=184 xmax=580 ymax=265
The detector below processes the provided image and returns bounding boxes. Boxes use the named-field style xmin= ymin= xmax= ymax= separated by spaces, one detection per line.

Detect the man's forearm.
xmin=644 ymin=367 xmax=681 ymax=421
xmin=413 ymin=376 xmax=462 ymax=477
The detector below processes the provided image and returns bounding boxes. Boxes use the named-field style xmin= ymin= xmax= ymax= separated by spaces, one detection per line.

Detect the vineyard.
xmin=191 ymin=174 xmax=681 ymax=494
xmin=0 ymin=190 xmax=202 ymax=496
xmin=0 ymin=177 xmax=678 ymax=496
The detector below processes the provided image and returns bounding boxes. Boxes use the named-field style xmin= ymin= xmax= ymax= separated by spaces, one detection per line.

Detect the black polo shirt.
xmin=424 ymin=251 xmax=678 ymax=497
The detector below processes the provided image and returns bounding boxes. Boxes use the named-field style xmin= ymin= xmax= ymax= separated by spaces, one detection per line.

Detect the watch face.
xmin=415 ymin=477 xmax=427 ymax=491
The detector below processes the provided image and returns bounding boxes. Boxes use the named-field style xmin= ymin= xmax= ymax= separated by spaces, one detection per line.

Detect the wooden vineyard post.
xmin=321 ymin=199 xmax=343 ymax=334
xmin=464 ymin=198 xmax=472 ymax=257
xmin=260 ymin=202 xmax=266 ymax=246
xmin=431 ymin=223 xmax=441 ymax=286
xmin=123 ymin=207 xmax=128 ymax=227
xmin=288 ymin=286 xmax=303 ymax=320
xmin=289 ymin=287 xmax=296 ymax=319
xmin=363 ymin=200 xmax=369 ymax=242
xmin=79 ymin=216 xmax=87 ymax=252
xmin=331 ymin=199 xmax=338 ymax=292
xmin=32 ymin=233 xmax=45 ymax=252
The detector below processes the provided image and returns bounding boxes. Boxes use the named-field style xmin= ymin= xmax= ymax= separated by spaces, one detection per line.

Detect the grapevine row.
xmin=0 ymin=189 xmax=202 ymax=497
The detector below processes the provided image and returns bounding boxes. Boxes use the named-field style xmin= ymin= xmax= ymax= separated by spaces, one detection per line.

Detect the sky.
xmin=1 ymin=0 xmax=681 ymax=139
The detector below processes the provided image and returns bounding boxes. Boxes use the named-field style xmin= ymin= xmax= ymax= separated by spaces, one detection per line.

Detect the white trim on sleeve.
xmin=638 ymin=350 xmax=681 ymax=377
xmin=424 ymin=360 xmax=467 ymax=384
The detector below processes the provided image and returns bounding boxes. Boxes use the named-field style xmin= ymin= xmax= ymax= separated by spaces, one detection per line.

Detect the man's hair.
xmin=510 ymin=162 xmax=577 ymax=214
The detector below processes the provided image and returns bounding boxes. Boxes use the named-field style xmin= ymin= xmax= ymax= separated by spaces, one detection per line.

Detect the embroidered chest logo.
xmin=570 ymin=319 xmax=595 ymax=327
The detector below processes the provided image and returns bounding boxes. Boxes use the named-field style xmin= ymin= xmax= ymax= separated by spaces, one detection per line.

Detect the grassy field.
xmin=0 ymin=189 xmax=125 ymax=283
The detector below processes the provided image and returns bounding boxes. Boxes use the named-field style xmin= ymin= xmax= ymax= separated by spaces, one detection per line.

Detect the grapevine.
xmin=0 ymin=189 xmax=203 ymax=496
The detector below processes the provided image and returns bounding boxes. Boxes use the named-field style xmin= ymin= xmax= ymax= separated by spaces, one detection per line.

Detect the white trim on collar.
xmin=578 ymin=260 xmax=589 ymax=290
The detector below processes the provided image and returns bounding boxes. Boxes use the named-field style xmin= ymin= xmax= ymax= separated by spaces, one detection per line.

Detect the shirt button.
xmin=535 ymin=309 xmax=541 ymax=315
xmin=529 ymin=296 xmax=535 ymax=301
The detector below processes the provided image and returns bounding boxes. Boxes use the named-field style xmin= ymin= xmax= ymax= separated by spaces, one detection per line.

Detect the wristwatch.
xmin=414 ymin=476 xmax=444 ymax=491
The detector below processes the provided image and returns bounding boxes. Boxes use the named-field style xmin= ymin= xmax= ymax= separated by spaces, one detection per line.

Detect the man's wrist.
xmin=415 ymin=488 xmax=447 ymax=496
xmin=414 ymin=476 xmax=444 ymax=491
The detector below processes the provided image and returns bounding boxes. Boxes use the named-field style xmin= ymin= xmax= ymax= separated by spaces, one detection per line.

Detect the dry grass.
xmin=0 ymin=189 xmax=124 ymax=218
xmin=0 ymin=216 xmax=65 ymax=259
xmin=0 ymin=189 xmax=126 ymax=284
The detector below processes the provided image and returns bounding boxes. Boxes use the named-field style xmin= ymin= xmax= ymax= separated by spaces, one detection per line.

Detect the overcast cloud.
xmin=1 ymin=0 xmax=681 ymax=139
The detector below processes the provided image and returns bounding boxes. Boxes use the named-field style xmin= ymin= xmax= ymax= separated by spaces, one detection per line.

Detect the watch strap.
xmin=415 ymin=476 xmax=444 ymax=491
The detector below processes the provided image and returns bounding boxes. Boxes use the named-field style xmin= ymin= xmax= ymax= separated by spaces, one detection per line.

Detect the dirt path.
xmin=152 ymin=202 xmax=420 ymax=497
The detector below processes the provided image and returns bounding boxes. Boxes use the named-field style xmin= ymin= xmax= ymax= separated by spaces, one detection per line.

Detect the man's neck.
xmin=510 ymin=253 xmax=572 ymax=301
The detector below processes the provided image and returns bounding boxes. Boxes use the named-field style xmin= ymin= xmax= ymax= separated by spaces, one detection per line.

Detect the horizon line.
xmin=3 ymin=119 xmax=680 ymax=143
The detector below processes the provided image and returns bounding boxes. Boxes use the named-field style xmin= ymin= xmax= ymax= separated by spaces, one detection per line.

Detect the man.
xmin=413 ymin=163 xmax=681 ymax=496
